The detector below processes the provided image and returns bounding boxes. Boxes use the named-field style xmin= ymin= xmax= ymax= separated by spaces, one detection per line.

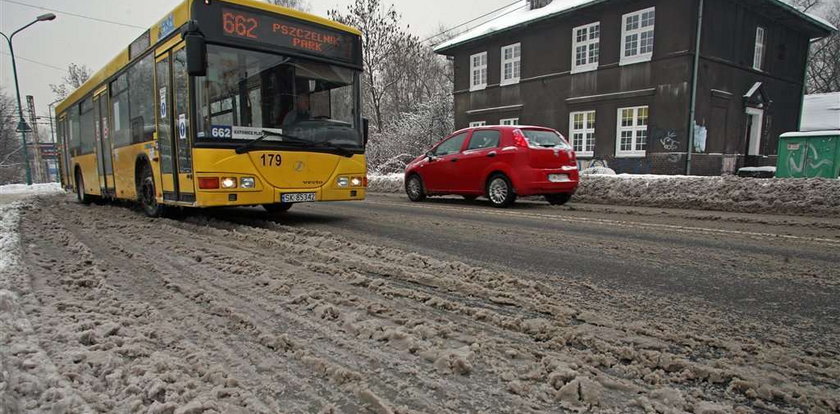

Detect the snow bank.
xmin=0 ymin=202 xmax=22 ymax=274
xmin=0 ymin=183 xmax=63 ymax=196
xmin=367 ymin=174 xmax=840 ymax=216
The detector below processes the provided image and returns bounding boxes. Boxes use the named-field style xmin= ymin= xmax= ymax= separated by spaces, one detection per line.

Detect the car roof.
xmin=451 ymin=125 xmax=556 ymax=135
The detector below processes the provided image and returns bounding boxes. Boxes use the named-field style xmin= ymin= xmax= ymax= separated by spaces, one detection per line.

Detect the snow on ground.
xmin=0 ymin=183 xmax=63 ymax=196
xmin=1 ymin=197 xmax=838 ymax=412
xmin=368 ymin=173 xmax=840 ymax=217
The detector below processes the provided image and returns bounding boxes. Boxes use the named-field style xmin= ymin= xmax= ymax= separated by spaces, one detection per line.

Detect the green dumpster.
xmin=776 ymin=131 xmax=840 ymax=178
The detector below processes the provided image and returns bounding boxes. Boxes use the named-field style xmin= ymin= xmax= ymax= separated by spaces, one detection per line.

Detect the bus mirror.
xmin=185 ymin=34 xmax=207 ymax=76
xmin=362 ymin=118 xmax=370 ymax=146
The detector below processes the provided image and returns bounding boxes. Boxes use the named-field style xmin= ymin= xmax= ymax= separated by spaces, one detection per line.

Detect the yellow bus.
xmin=56 ymin=0 xmax=367 ymax=217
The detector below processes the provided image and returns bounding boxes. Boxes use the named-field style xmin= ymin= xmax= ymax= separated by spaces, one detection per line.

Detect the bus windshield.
xmin=195 ymin=44 xmax=362 ymax=150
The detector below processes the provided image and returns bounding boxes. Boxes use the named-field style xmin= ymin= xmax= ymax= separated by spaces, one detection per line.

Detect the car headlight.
xmin=240 ymin=177 xmax=256 ymax=189
xmin=221 ymin=177 xmax=237 ymax=189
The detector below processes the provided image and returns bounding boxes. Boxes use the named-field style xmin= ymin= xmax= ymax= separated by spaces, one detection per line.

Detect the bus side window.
xmin=128 ymin=53 xmax=155 ymax=144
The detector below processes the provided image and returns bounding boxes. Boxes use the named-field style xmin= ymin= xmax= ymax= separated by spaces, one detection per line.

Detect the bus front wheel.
xmin=263 ymin=203 xmax=293 ymax=216
xmin=75 ymin=169 xmax=92 ymax=205
xmin=139 ymin=163 xmax=165 ymax=218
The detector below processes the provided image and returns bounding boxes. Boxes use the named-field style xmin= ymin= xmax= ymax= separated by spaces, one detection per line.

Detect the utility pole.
xmin=0 ymin=13 xmax=57 ymax=185
xmin=27 ymin=95 xmax=44 ymax=183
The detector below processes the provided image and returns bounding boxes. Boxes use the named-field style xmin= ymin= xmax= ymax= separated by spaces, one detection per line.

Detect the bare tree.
xmin=0 ymin=91 xmax=25 ymax=184
xmin=265 ymin=0 xmax=310 ymax=12
xmin=789 ymin=0 xmax=822 ymax=12
xmin=805 ymin=1 xmax=840 ymax=93
xmin=49 ymin=63 xmax=92 ymax=101
xmin=329 ymin=0 xmax=420 ymax=133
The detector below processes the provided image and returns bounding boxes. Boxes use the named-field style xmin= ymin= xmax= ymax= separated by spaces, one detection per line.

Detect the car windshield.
xmin=195 ymin=44 xmax=362 ymax=149
xmin=522 ymin=129 xmax=571 ymax=149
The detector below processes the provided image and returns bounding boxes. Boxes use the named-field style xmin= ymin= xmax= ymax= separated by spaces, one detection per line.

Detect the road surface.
xmin=1 ymin=193 xmax=838 ymax=413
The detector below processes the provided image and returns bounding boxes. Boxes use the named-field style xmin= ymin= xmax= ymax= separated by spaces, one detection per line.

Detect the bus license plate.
xmin=281 ymin=193 xmax=316 ymax=203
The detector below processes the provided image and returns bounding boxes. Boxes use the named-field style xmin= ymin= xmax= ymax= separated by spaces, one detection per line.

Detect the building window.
xmin=569 ymin=111 xmax=595 ymax=157
xmin=501 ymin=43 xmax=521 ymax=85
xmin=620 ymin=7 xmax=655 ymax=66
xmin=753 ymin=27 xmax=766 ymax=71
xmin=572 ymin=22 xmax=600 ymax=73
xmin=470 ymin=52 xmax=488 ymax=91
xmin=616 ymin=106 xmax=648 ymax=157
xmin=469 ymin=121 xmax=487 ymax=127
xmin=500 ymin=118 xmax=519 ymax=125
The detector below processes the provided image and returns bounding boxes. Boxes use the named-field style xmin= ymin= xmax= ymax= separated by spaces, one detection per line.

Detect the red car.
xmin=404 ymin=126 xmax=579 ymax=208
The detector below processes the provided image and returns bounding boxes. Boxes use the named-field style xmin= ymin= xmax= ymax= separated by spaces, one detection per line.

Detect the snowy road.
xmin=2 ymin=193 xmax=839 ymax=413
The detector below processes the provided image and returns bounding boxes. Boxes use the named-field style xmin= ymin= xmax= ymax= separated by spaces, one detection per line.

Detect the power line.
xmin=420 ymin=0 xmax=523 ymax=44
xmin=0 ymin=51 xmax=65 ymax=72
xmin=0 ymin=0 xmax=145 ymax=29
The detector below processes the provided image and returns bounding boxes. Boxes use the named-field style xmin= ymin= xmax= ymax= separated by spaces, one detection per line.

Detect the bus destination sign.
xmin=220 ymin=8 xmax=357 ymax=63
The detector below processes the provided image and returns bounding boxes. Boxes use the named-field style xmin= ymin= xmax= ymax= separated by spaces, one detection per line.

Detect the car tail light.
xmin=198 ymin=177 xmax=220 ymax=189
xmin=512 ymin=129 xmax=529 ymax=148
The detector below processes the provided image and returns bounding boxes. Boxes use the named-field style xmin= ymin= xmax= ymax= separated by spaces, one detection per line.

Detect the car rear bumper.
xmin=514 ymin=168 xmax=579 ymax=196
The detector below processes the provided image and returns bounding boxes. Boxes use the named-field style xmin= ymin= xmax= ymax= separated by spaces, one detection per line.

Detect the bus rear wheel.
xmin=75 ymin=169 xmax=92 ymax=205
xmin=139 ymin=163 xmax=165 ymax=218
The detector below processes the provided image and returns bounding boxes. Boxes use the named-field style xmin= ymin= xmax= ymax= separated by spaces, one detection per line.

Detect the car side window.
xmin=467 ymin=130 xmax=501 ymax=150
xmin=433 ymin=133 xmax=468 ymax=156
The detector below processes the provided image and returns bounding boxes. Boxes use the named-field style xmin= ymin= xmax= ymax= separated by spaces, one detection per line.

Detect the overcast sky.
xmin=0 ymin=0 xmax=513 ymax=136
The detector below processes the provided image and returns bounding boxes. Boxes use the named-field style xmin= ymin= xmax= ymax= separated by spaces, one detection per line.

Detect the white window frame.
xmin=469 ymin=121 xmax=487 ymax=127
xmin=571 ymin=22 xmax=600 ymax=74
xmin=500 ymin=43 xmax=521 ymax=86
xmin=500 ymin=118 xmax=519 ymax=126
xmin=620 ymin=7 xmax=655 ymax=66
xmin=470 ymin=52 xmax=488 ymax=91
xmin=745 ymin=107 xmax=764 ymax=156
xmin=569 ymin=111 xmax=596 ymax=157
xmin=615 ymin=106 xmax=649 ymax=158
xmin=753 ymin=27 xmax=766 ymax=71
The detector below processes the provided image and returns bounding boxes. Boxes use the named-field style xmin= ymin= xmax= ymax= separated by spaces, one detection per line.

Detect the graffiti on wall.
xmin=788 ymin=142 xmax=832 ymax=176
xmin=660 ymin=130 xmax=679 ymax=151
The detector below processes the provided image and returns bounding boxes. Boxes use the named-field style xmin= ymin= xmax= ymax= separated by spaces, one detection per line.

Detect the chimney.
xmin=530 ymin=0 xmax=553 ymax=9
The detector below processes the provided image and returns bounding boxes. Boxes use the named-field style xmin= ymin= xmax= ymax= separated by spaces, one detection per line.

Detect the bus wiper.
xmin=234 ymin=130 xmax=306 ymax=154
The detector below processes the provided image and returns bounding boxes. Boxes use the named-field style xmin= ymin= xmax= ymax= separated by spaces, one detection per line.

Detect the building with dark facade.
xmin=434 ymin=0 xmax=835 ymax=175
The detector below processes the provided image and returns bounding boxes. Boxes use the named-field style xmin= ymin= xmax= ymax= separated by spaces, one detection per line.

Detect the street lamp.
xmin=1 ymin=13 xmax=57 ymax=185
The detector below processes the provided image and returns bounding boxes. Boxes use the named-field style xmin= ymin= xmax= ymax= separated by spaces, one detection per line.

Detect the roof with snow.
xmin=800 ymin=93 xmax=840 ymax=132
xmin=434 ymin=0 xmax=837 ymax=54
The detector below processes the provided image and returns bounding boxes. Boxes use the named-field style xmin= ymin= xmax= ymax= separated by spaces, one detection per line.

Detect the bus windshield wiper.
xmin=234 ymin=130 xmax=306 ymax=154
xmin=235 ymin=129 xmax=355 ymax=157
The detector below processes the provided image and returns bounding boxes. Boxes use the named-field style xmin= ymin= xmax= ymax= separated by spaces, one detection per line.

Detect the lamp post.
xmin=1 ymin=13 xmax=57 ymax=185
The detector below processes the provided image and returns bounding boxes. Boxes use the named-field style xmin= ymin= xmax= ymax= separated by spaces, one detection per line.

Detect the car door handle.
xmin=487 ymin=152 xmax=497 ymax=158
xmin=451 ymin=158 xmax=458 ymax=162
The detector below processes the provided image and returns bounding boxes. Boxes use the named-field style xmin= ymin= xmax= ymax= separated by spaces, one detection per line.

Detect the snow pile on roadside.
xmin=576 ymin=175 xmax=840 ymax=216
xmin=368 ymin=173 xmax=404 ymax=193
xmin=367 ymin=173 xmax=840 ymax=216
xmin=0 ymin=183 xmax=63 ymax=195
xmin=0 ymin=202 xmax=22 ymax=274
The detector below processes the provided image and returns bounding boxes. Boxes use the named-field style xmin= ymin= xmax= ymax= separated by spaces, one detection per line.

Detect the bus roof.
xmin=56 ymin=0 xmax=361 ymax=115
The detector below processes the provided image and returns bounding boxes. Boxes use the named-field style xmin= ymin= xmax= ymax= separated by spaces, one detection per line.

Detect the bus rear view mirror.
xmin=185 ymin=33 xmax=207 ymax=77
xmin=363 ymin=118 xmax=370 ymax=146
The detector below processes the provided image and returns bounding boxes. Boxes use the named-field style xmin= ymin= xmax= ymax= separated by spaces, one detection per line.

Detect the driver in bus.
xmin=282 ymin=92 xmax=312 ymax=126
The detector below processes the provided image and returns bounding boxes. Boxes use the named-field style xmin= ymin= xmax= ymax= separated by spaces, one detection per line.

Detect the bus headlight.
xmin=337 ymin=177 xmax=350 ymax=187
xmin=221 ymin=177 xmax=238 ymax=189
xmin=350 ymin=177 xmax=363 ymax=187
xmin=240 ymin=177 xmax=256 ymax=189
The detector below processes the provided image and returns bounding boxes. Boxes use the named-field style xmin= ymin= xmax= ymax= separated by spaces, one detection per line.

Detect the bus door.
xmin=156 ymin=44 xmax=195 ymax=202
xmin=93 ymin=89 xmax=116 ymax=196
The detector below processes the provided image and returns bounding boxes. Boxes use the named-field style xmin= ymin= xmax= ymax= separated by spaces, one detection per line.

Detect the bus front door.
xmin=93 ymin=89 xmax=116 ymax=197
xmin=156 ymin=45 xmax=195 ymax=202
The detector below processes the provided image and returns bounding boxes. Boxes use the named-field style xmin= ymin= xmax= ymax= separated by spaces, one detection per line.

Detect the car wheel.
xmin=75 ymin=169 xmax=92 ymax=205
xmin=406 ymin=175 xmax=427 ymax=202
xmin=545 ymin=193 xmax=572 ymax=206
xmin=486 ymin=174 xmax=516 ymax=208
xmin=263 ymin=203 xmax=293 ymax=215
xmin=138 ymin=163 xmax=165 ymax=218
xmin=462 ymin=195 xmax=478 ymax=202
